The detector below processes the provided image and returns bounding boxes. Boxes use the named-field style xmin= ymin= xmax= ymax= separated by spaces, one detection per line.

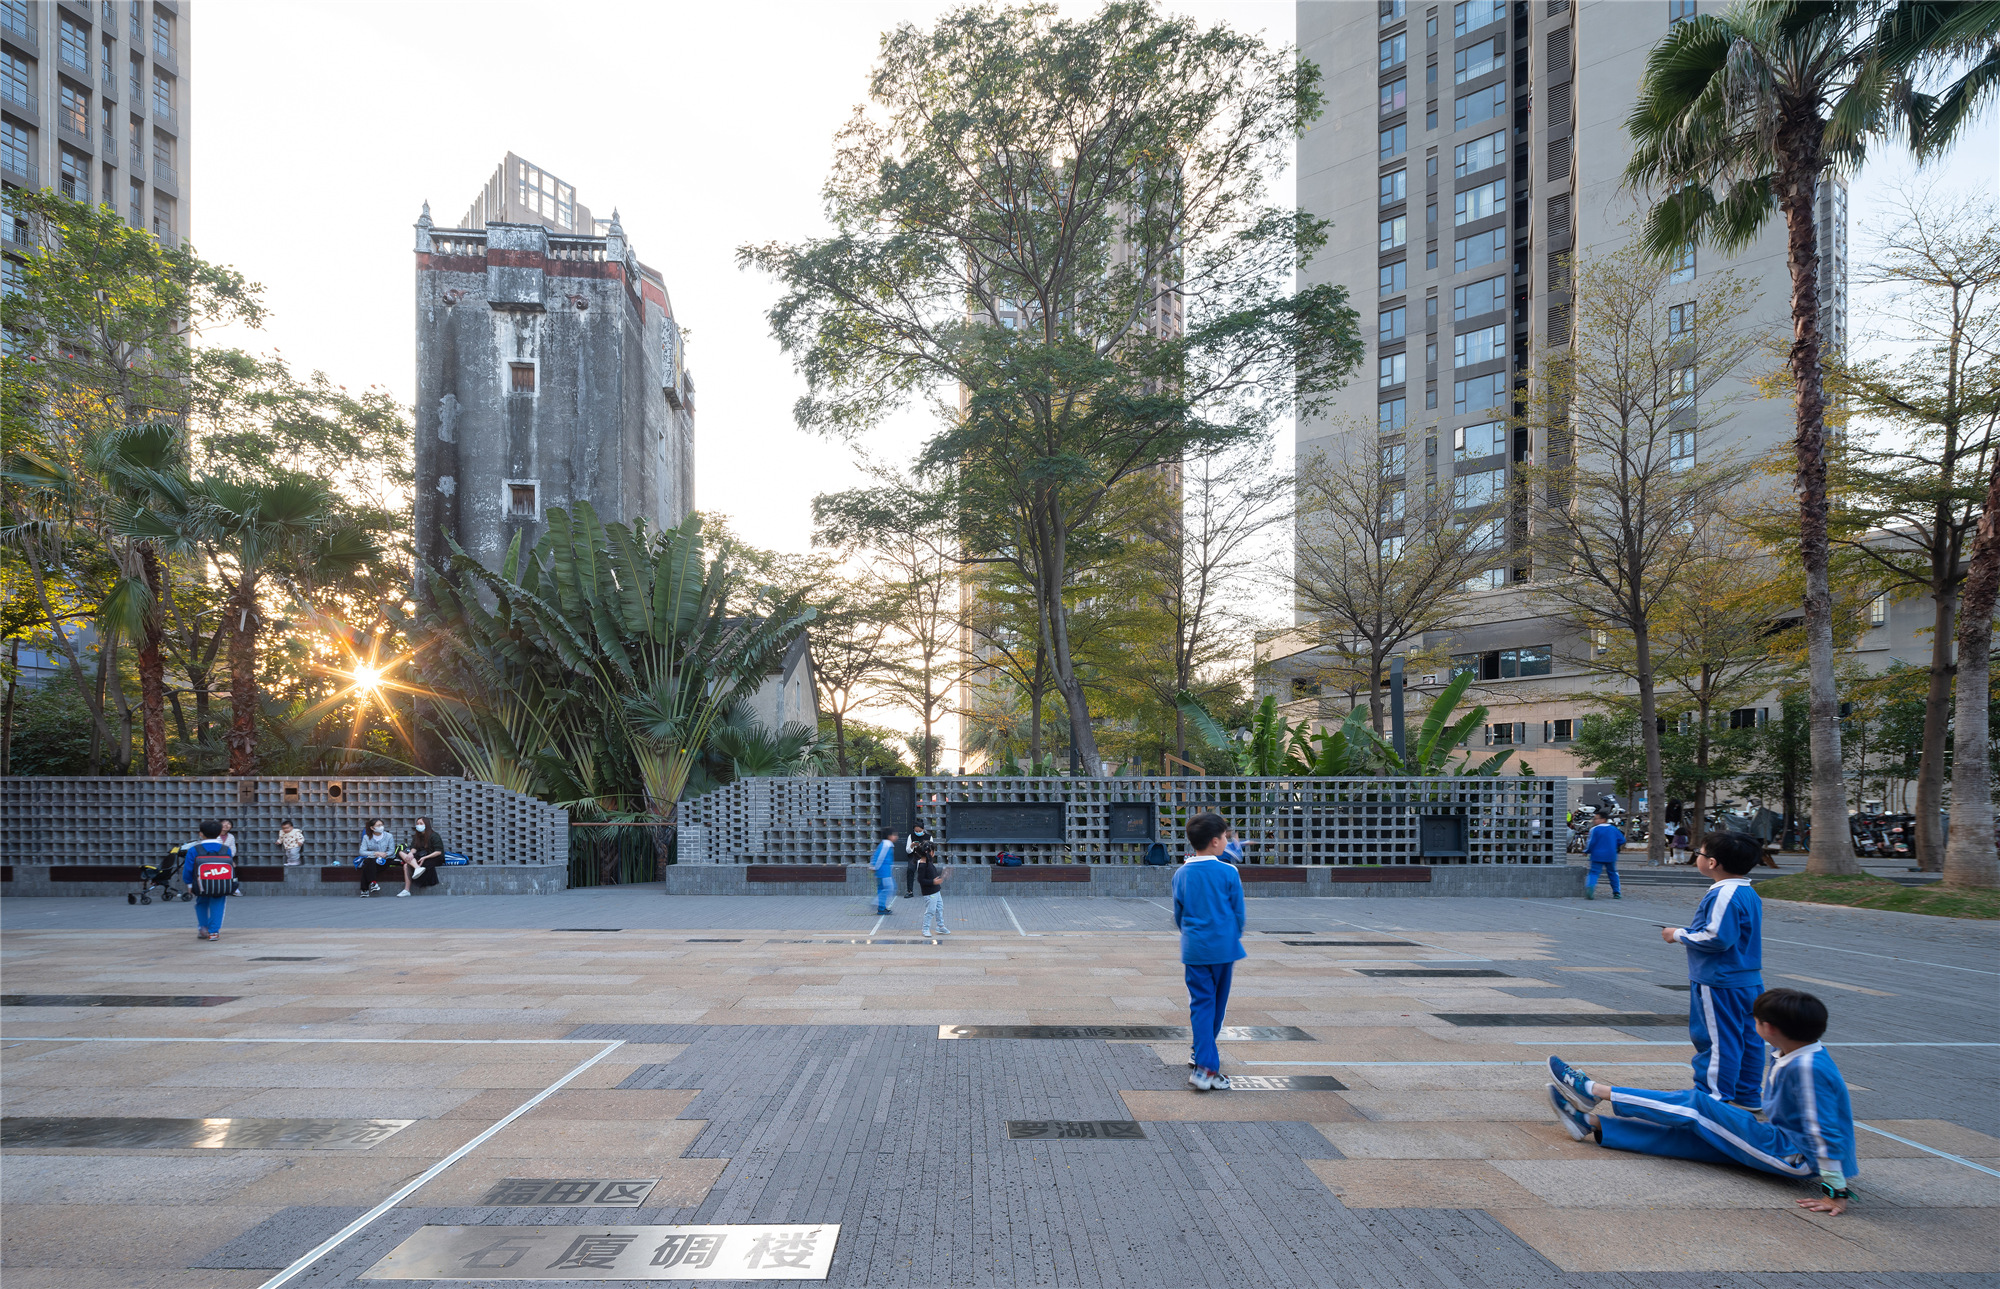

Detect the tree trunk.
xmin=224 ymin=581 xmax=260 ymax=776
xmin=1779 ymin=152 xmax=1857 ymax=876
xmin=1635 ymin=623 xmax=1666 ymax=864
xmin=1 ymin=638 xmax=16 ymax=776
xmin=1693 ymin=708 xmax=1710 ymax=849
xmin=88 ymin=642 xmax=109 ymax=775
xmin=137 ymin=542 xmax=169 ymax=776
xmin=1912 ymin=589 xmax=1953 ymax=870
xmin=110 ymin=654 xmax=135 ymax=774
xmin=833 ymin=709 xmax=849 ymax=776
xmin=1942 ymin=456 xmax=1998 ymax=890
xmin=1034 ymin=509 xmax=1099 ymax=772
xmin=1028 ymin=663 xmax=1045 ymax=768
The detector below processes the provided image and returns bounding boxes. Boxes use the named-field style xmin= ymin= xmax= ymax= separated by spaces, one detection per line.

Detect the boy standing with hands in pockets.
xmin=1174 ymin=812 xmax=1245 ymax=1092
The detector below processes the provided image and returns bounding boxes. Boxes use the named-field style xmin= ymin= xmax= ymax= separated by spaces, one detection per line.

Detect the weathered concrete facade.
xmin=412 ymin=159 xmax=694 ymax=584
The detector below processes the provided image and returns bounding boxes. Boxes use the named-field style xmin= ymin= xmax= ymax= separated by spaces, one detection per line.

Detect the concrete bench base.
xmin=1 ymin=864 xmax=568 ymax=897
xmin=658 ymin=863 xmax=1584 ymax=898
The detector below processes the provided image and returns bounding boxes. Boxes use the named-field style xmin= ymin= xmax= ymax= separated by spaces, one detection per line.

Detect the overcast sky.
xmin=195 ymin=0 xmax=1993 ymax=560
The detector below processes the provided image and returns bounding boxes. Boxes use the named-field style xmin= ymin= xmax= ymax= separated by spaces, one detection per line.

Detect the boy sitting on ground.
xmin=1546 ymin=987 xmax=1858 ymax=1214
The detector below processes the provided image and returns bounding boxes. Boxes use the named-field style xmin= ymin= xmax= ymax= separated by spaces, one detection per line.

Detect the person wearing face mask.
xmin=356 ymin=818 xmax=397 ymax=897
xmin=394 ymin=816 xmax=446 ymax=897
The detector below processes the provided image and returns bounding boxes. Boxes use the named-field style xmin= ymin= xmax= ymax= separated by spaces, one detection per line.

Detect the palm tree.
xmin=1623 ymin=0 xmax=2000 ymax=876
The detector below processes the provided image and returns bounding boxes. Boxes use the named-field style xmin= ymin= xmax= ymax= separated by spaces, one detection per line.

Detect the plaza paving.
xmin=1 ymin=887 xmax=1995 ymax=1287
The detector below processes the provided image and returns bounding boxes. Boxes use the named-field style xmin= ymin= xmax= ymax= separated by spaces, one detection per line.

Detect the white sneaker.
xmin=1188 ymin=1069 xmax=1212 ymax=1091
xmin=1210 ymin=1073 xmax=1232 ymax=1091
xmin=396 ymin=889 xmax=411 ymax=897
xmin=413 ymin=866 xmax=427 ymax=878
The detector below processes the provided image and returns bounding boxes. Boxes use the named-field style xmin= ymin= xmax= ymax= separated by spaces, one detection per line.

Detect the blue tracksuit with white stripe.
xmin=1600 ymin=1041 xmax=1859 ymax=1189
xmin=1673 ymin=876 xmax=1764 ymax=1107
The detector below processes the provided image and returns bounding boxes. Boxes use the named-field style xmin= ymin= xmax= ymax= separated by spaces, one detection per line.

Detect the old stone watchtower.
xmin=412 ymin=154 xmax=695 ymax=587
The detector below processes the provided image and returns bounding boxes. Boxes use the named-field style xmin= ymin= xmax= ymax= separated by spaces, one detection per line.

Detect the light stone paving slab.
xmin=1310 ymin=1158 xmax=1549 ymax=1208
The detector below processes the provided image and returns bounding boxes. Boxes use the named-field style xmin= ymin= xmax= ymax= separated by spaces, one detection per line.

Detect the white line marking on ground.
xmin=1 ymin=1036 xmax=616 ymax=1045
xmin=1243 ymin=1060 xmax=1688 ymax=1067
xmin=1780 ymin=972 xmax=1896 ymax=997
xmin=1508 ymin=899 xmax=2000 ymax=976
xmin=1512 ymin=1040 xmax=1998 ymax=1048
xmin=1318 ymin=914 xmax=1488 ymax=962
xmin=256 ymin=1038 xmax=627 ymax=1289
xmin=1857 ymin=1124 xmax=2000 ymax=1179
xmin=870 ymin=915 xmax=885 ymax=936
xmin=1002 ymin=898 xmax=1027 ymax=936
xmin=1142 ymin=897 xmax=1174 ymax=916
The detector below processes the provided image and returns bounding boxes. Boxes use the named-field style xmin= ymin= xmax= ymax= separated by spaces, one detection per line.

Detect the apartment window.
xmin=1671 ymin=241 xmax=1696 ymax=283
xmin=1454 ymin=227 xmax=1507 ymax=273
xmin=128 ymin=116 xmax=142 ymax=168
xmin=1380 ymin=33 xmax=1407 ymax=69
xmin=1426 ymin=385 xmax=1438 ymax=409
xmin=1455 ymin=83 xmax=1506 ymax=131
xmin=1380 ymin=354 xmax=1408 ymax=388
xmin=102 ymin=0 xmax=112 ymax=23
xmin=1380 ymin=77 xmax=1408 ymax=118
xmin=59 ymin=148 xmax=87 ymax=201
xmin=0 ymin=0 xmax=28 ymax=40
xmin=153 ymin=10 xmax=174 ymax=59
xmin=1 ymin=119 xmax=27 ymax=176
xmin=1381 ymin=535 xmax=1407 ymax=560
xmin=1454 ymin=0 xmax=1505 ymax=34
xmin=1669 ymin=0 xmax=1697 ymax=23
xmin=129 ymin=54 xmax=141 ymax=102
xmin=1427 ymin=247 xmax=1438 ymax=269
xmin=1455 ymin=36 xmax=1504 ymax=83
xmin=1669 ymin=365 xmax=1696 ymax=416
xmin=128 ymin=176 xmax=141 ymax=224
xmin=1381 ymin=442 xmax=1408 ymax=477
xmin=507 ymin=481 xmax=539 ymax=518
xmin=1380 ymin=259 xmax=1407 ymax=298
xmin=1380 ymin=169 xmax=1407 ymax=208
xmin=1379 ymin=397 xmax=1407 ymax=434
xmin=509 ymin=362 xmax=537 ymax=392
xmin=152 ymin=130 xmax=172 ymax=173
xmin=1667 ymin=302 xmax=1693 ymax=337
xmin=129 ymin=3 xmax=141 ymax=40
xmin=1453 ymin=274 xmax=1506 ymax=320
xmin=1456 ymin=645 xmax=1551 ymax=680
xmin=2 ymin=50 xmax=28 ymax=110
xmin=1728 ymin=708 xmax=1767 ymax=731
xmin=59 ymin=17 xmax=90 ymax=74
xmin=1454 ymin=372 xmax=1509 ymax=415
xmin=1427 ymin=339 xmax=1439 ymax=365
xmin=1454 ymin=130 xmax=1505 ymax=177
xmin=1454 ymin=324 xmax=1506 ymax=368
xmin=1454 ymin=420 xmax=1506 ymax=460
xmin=1381 ymin=488 xmax=1406 ymax=522
xmin=101 ymin=34 xmax=114 ymax=81
xmin=1466 ymin=515 xmax=1507 ymax=550
xmin=1868 ymin=593 xmax=1888 ymax=627
xmin=1453 ymin=468 xmax=1503 ymax=509
xmin=150 ymin=193 xmax=172 ymax=239
xmin=1668 ymin=427 xmax=1697 ymax=470
xmin=1380 ymin=0 xmax=1407 ymax=27
xmin=59 ymin=82 xmax=89 ymax=136
xmin=101 ymin=99 xmax=112 ymax=140
xmin=1544 ymin=718 xmax=1575 ymax=743
xmin=152 ymin=71 xmax=172 ymax=117
xmin=1379 ymin=124 xmax=1407 ymax=160
xmin=1379 ymin=397 xmax=1410 ymax=436
xmin=1380 ymin=306 xmax=1408 ymax=343
xmin=1454 ymin=179 xmax=1506 ymax=226
xmin=1464 ymin=568 xmax=1507 ymax=591
xmin=1485 ymin=722 xmax=1518 ymax=745
xmin=1379 ymin=215 xmax=1407 ymax=251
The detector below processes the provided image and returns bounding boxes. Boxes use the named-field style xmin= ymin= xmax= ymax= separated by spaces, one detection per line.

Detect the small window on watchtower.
xmin=509 ymin=484 xmax=537 ymax=517
xmin=510 ymin=362 xmax=536 ymax=392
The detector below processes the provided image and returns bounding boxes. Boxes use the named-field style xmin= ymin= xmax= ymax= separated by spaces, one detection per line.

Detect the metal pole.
xmin=1390 ymin=655 xmax=1407 ymax=763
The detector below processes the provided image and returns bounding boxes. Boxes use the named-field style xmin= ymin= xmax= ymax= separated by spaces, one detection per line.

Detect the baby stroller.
xmin=132 ymin=843 xmax=195 ymax=905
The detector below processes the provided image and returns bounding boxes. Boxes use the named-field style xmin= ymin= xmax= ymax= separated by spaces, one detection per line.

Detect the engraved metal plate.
xmin=770 ymin=939 xmax=941 ymax=945
xmin=249 ymin=957 xmax=321 ymax=962
xmin=0 ymin=994 xmax=240 ymax=1007
xmin=939 ymin=1024 xmax=1314 ymax=1041
xmin=0 ymin=1116 xmax=416 ymax=1150
xmin=1279 ymin=940 xmax=1419 ymax=947
xmin=479 ymin=1178 xmax=660 ymax=1207
xmin=1220 ymin=1075 xmax=1349 ymax=1091
xmin=361 ymin=1223 xmax=838 ymax=1280
xmin=1352 ymin=969 xmax=1512 ymax=977
xmin=1432 ymin=1012 xmax=1687 ymax=1028
xmin=552 ymin=928 xmax=623 ymax=933
xmin=1661 ymin=984 xmax=1692 ymax=991
xmin=1006 ymin=1120 xmax=1147 ymax=1140
xmin=685 ymin=939 xmax=744 ymax=943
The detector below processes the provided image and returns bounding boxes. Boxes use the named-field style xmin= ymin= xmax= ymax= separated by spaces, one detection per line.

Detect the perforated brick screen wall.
xmin=0 ymin=777 xmax=568 ymax=868
xmin=676 ymin=776 xmax=1564 ymax=866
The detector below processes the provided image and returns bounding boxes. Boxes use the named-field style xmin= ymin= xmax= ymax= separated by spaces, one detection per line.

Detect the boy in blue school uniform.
xmin=1547 ymin=987 xmax=1859 ymax=1215
xmin=1173 ymin=812 xmax=1245 ymax=1093
xmin=870 ymin=828 xmax=898 ymax=916
xmin=1583 ymin=807 xmax=1624 ymax=899
xmin=1664 ymin=831 xmax=1766 ymax=1109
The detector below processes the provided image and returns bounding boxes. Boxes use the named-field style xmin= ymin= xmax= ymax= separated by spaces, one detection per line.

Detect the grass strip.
xmin=1757 ymin=872 xmax=2000 ymax=920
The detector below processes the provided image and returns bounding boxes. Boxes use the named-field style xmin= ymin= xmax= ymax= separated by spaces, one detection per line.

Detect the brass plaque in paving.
xmin=249 ymin=956 xmax=321 ymax=961
xmin=1353 ymin=968 xmax=1512 ymax=977
xmin=0 ymin=1116 xmax=415 ymax=1150
xmin=1432 ymin=1012 xmax=1686 ymax=1028
xmin=361 ymin=1224 xmax=838 ymax=1280
xmin=940 ymin=1024 xmax=1314 ymax=1041
xmin=479 ymin=1178 xmax=660 ymax=1207
xmin=1278 ymin=939 xmax=1419 ymax=947
xmin=1221 ymin=1075 xmax=1349 ymax=1091
xmin=1006 ymin=1120 xmax=1147 ymax=1140
xmin=0 ymin=994 xmax=240 ymax=1007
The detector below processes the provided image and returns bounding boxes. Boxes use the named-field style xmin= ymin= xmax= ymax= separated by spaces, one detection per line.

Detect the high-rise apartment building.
xmin=413 ymin=154 xmax=696 ymax=589
xmin=0 ymin=0 xmax=188 ymax=250
xmin=1280 ymin=0 xmax=1848 ymax=785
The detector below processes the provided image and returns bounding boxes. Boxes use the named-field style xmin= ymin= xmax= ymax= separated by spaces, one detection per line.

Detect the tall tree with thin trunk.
xmin=743 ymin=3 xmax=1362 ymax=769
xmin=1521 ymin=242 xmax=1760 ymax=863
xmin=1623 ymin=0 xmax=2000 ymax=875
xmin=805 ymin=578 xmax=896 ymax=776
xmin=1825 ymin=191 xmax=1999 ymax=870
xmin=1943 ymin=452 xmax=1999 ymax=890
